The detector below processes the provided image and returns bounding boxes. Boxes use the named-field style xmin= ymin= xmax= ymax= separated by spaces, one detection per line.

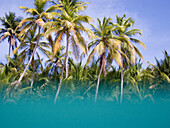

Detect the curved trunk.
xmin=54 ymin=62 xmax=64 ymax=103
xmin=103 ymin=56 xmax=107 ymax=77
xmin=8 ymin=41 xmax=11 ymax=56
xmin=54 ymin=32 xmax=70 ymax=103
xmin=31 ymin=56 xmax=35 ymax=88
xmin=14 ymin=27 xmax=41 ymax=89
xmin=120 ymin=61 xmax=124 ymax=103
xmin=7 ymin=41 xmax=11 ymax=66
xmin=95 ymin=62 xmax=103 ymax=102
xmin=65 ymin=32 xmax=70 ymax=78
xmin=120 ymin=43 xmax=124 ymax=103
xmin=95 ymin=52 xmax=105 ymax=102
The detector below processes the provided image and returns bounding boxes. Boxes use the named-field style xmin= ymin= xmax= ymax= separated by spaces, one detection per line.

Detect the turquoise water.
xmin=0 ymin=102 xmax=170 ymax=128
xmin=0 ymin=81 xmax=170 ymax=128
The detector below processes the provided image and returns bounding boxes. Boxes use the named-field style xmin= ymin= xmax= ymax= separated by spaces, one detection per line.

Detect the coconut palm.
xmin=44 ymin=46 xmax=65 ymax=80
xmin=85 ymin=17 xmax=123 ymax=102
xmin=155 ymin=50 xmax=170 ymax=78
xmin=0 ymin=12 xmax=22 ymax=56
xmin=0 ymin=54 xmax=25 ymax=90
xmin=68 ymin=56 xmax=90 ymax=82
xmin=113 ymin=14 xmax=146 ymax=103
xmin=148 ymin=51 xmax=170 ymax=100
xmin=14 ymin=0 xmax=58 ymax=88
xmin=148 ymin=51 xmax=170 ymax=90
xmin=123 ymin=59 xmax=154 ymax=101
xmin=18 ymin=26 xmax=50 ymax=88
xmin=45 ymin=0 xmax=93 ymax=103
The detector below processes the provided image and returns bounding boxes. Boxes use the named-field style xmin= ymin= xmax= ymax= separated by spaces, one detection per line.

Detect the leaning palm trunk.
xmin=65 ymin=32 xmax=70 ymax=78
xmin=54 ymin=33 xmax=70 ymax=103
xmin=65 ymin=54 xmax=68 ymax=78
xmin=14 ymin=27 xmax=41 ymax=89
xmin=7 ymin=42 xmax=12 ymax=66
xmin=95 ymin=53 xmax=106 ymax=102
xmin=8 ymin=41 xmax=11 ymax=56
xmin=30 ymin=57 xmax=35 ymax=88
xmin=120 ymin=66 xmax=124 ymax=103
xmin=95 ymin=62 xmax=103 ymax=102
xmin=54 ymin=63 xmax=64 ymax=103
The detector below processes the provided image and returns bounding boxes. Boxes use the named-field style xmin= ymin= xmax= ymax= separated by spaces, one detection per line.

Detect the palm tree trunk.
xmin=120 ymin=67 xmax=124 ymax=103
xmin=7 ymin=42 xmax=11 ymax=66
xmin=120 ymin=45 xmax=124 ymax=103
xmin=65 ymin=32 xmax=70 ymax=78
xmin=14 ymin=27 xmax=41 ymax=89
xmin=103 ymin=57 xmax=107 ymax=77
xmin=95 ymin=63 xmax=103 ymax=102
xmin=95 ymin=53 xmax=105 ymax=102
xmin=8 ymin=41 xmax=11 ymax=56
xmin=31 ymin=56 xmax=35 ymax=88
xmin=54 ymin=62 xmax=64 ymax=103
xmin=54 ymin=33 xmax=70 ymax=103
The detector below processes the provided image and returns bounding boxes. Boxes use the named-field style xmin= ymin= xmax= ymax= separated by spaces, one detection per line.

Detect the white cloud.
xmin=0 ymin=0 xmax=169 ymax=66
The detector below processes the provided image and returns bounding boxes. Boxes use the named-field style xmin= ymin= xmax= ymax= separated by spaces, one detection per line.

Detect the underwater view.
xmin=0 ymin=0 xmax=170 ymax=127
xmin=0 ymin=102 xmax=170 ymax=128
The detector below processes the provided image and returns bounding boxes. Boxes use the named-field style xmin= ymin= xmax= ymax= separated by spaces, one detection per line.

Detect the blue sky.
xmin=0 ymin=0 xmax=170 ymax=67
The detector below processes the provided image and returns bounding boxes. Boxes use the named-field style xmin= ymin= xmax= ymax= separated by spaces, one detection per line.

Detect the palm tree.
xmin=0 ymin=12 xmax=22 ymax=56
xmin=155 ymin=50 xmax=170 ymax=78
xmin=149 ymin=51 xmax=170 ymax=100
xmin=44 ymin=46 xmax=65 ymax=80
xmin=18 ymin=26 xmax=49 ymax=88
xmin=149 ymin=50 xmax=170 ymax=89
xmin=113 ymin=14 xmax=146 ymax=103
xmin=68 ymin=57 xmax=89 ymax=82
xmin=14 ymin=0 xmax=58 ymax=88
xmin=85 ymin=17 xmax=123 ymax=102
xmin=45 ymin=0 xmax=93 ymax=103
xmin=123 ymin=59 xmax=150 ymax=101
xmin=0 ymin=54 xmax=25 ymax=89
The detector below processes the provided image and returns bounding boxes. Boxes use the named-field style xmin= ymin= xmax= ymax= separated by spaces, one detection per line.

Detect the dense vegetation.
xmin=0 ymin=0 xmax=169 ymax=104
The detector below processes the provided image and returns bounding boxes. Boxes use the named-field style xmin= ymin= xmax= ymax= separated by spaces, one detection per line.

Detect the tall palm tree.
xmin=0 ymin=12 xmax=22 ymax=56
xmin=113 ymin=14 xmax=146 ymax=103
xmin=45 ymin=0 xmax=93 ymax=103
xmin=85 ymin=17 xmax=123 ymax=102
xmin=18 ymin=26 xmax=49 ymax=88
xmin=14 ymin=0 xmax=58 ymax=88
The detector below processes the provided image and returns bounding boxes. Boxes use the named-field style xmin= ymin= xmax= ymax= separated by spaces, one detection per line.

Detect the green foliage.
xmin=0 ymin=0 xmax=169 ymax=104
xmin=0 ymin=12 xmax=22 ymax=56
